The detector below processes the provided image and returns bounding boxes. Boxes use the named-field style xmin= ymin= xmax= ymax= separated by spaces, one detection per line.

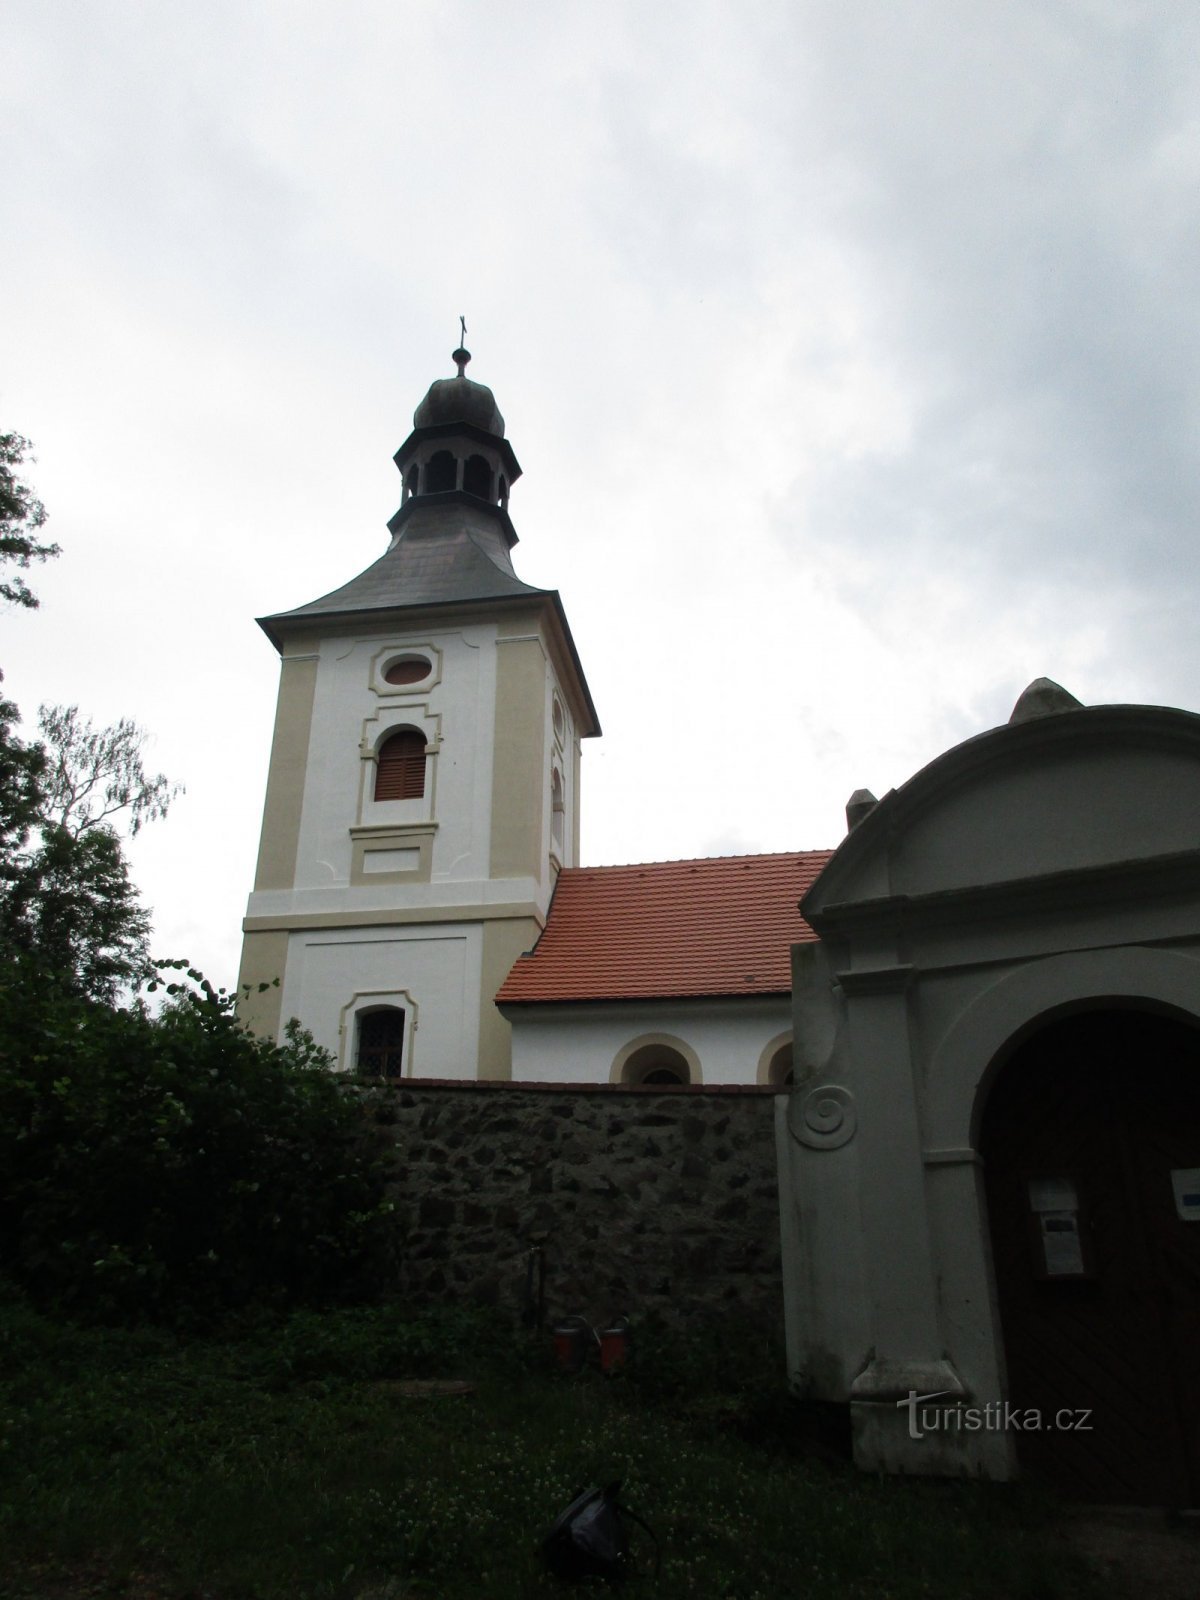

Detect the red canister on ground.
xmin=552 ymin=1317 xmax=592 ymax=1373
xmin=598 ymin=1316 xmax=631 ymax=1375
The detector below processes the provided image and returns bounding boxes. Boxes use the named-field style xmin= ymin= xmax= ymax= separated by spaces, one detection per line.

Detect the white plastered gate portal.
xmin=778 ymin=696 xmax=1200 ymax=1490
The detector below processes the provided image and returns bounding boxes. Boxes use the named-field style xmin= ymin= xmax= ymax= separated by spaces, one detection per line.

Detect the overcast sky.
xmin=3 ymin=1 xmax=1198 ymax=992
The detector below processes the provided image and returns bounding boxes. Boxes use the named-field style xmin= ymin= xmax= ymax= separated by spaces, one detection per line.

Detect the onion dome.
xmin=412 ymin=347 xmax=505 ymax=437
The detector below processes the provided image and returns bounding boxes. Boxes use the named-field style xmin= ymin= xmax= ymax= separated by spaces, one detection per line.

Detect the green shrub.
xmin=0 ymin=962 xmax=399 ymax=1322
xmin=207 ymin=1300 xmax=501 ymax=1389
xmin=621 ymin=1309 xmax=784 ymax=1402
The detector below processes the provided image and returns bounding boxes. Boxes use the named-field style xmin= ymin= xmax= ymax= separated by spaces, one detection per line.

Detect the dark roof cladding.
xmin=413 ymin=346 xmax=505 ymax=436
xmin=258 ymin=500 xmax=546 ymax=640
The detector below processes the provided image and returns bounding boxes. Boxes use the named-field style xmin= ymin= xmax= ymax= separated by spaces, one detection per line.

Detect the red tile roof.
xmin=495 ymin=851 xmax=833 ymax=1005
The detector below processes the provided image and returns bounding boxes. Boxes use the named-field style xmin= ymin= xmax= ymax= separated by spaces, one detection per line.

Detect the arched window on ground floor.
xmin=356 ymin=1006 xmax=405 ymax=1078
xmin=621 ymin=1041 xmax=692 ymax=1086
xmin=769 ymin=1041 xmax=794 ymax=1086
xmin=758 ymin=1031 xmax=795 ymax=1087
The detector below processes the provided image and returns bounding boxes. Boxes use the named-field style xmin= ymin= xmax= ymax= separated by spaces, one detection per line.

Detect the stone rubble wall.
xmin=361 ymin=1080 xmax=785 ymax=1333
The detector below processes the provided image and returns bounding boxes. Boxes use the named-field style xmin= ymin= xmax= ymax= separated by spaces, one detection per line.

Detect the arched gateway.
xmin=982 ymin=1006 xmax=1200 ymax=1505
xmin=778 ymin=682 xmax=1200 ymax=1498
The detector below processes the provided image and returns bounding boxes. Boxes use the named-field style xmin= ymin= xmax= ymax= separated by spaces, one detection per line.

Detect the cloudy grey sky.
xmin=3 ymin=0 xmax=1198 ymax=990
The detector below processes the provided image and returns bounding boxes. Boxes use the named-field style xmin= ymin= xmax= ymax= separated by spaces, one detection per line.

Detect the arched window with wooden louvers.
xmin=374 ymin=729 xmax=427 ymax=801
xmin=463 ymin=454 xmax=492 ymax=499
xmin=356 ymin=1007 xmax=405 ymax=1077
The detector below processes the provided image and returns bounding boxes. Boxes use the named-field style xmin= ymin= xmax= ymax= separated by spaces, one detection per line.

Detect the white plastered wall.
xmin=279 ymin=921 xmax=484 ymax=1078
xmin=507 ymin=996 xmax=793 ymax=1084
xmin=246 ymin=618 xmax=553 ymax=924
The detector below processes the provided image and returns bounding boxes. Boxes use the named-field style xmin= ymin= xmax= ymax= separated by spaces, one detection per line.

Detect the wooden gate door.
xmin=981 ymin=1009 xmax=1200 ymax=1505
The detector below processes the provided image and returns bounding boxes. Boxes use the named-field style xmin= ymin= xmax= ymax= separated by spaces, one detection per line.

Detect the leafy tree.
xmin=0 ymin=707 xmax=177 ymax=1002
xmin=2 ymin=823 xmax=152 ymax=1002
xmin=0 ymin=963 xmax=398 ymax=1322
xmin=37 ymin=703 xmax=183 ymax=837
xmin=0 ymin=697 xmax=46 ymax=867
xmin=0 ymin=441 xmax=395 ymax=1325
xmin=0 ymin=433 xmax=60 ymax=609
xmin=0 ymin=438 xmax=178 ymax=1001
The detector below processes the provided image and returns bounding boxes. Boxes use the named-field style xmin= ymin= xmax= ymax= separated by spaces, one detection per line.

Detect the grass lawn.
xmin=0 ymin=1292 xmax=1114 ymax=1599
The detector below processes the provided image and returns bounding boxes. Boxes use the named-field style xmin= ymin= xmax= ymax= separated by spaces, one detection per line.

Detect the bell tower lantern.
xmin=395 ymin=344 xmax=520 ymax=516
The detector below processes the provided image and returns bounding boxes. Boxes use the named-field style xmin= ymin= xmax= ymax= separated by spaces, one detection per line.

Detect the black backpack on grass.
xmin=541 ymin=1481 xmax=658 ymax=1585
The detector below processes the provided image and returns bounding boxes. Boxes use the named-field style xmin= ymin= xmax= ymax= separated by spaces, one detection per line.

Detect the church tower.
xmin=237 ymin=347 xmax=600 ymax=1078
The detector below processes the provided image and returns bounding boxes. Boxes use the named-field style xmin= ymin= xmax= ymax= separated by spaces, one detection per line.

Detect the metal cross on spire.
xmin=453 ymin=316 xmax=471 ymax=377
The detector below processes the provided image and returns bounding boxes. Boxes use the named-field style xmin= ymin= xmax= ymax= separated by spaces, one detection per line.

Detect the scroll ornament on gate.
xmin=788 ymin=1083 xmax=857 ymax=1150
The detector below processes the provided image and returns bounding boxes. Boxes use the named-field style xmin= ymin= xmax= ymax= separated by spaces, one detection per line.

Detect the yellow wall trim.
xmin=235 ymin=929 xmax=290 ymax=1038
xmin=489 ymin=629 xmax=547 ymax=879
xmin=478 ymin=917 xmax=543 ymax=1079
xmin=349 ymin=823 xmax=437 ymax=885
xmin=252 ymin=650 xmax=320 ymax=891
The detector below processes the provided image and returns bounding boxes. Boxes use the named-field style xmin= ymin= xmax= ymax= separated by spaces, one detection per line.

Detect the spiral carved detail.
xmin=791 ymin=1083 xmax=857 ymax=1150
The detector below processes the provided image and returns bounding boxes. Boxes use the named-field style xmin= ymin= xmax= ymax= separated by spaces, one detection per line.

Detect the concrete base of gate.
xmin=851 ymin=1400 xmax=1017 ymax=1481
xmin=848 ymin=1358 xmax=1017 ymax=1480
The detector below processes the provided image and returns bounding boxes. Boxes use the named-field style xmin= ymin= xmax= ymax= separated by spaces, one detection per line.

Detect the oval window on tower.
xmin=552 ymin=695 xmax=565 ymax=745
xmin=384 ymin=656 xmax=431 ymax=687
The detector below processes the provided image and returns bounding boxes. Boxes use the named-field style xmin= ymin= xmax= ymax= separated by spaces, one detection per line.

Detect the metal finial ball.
xmin=452 ymin=346 xmax=471 ymax=375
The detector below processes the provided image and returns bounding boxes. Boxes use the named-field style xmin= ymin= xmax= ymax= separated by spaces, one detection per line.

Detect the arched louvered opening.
xmin=403 ymin=466 xmax=418 ymax=502
xmin=424 ymin=451 xmax=456 ymax=493
xmin=551 ymin=766 xmax=564 ymax=848
xmin=374 ymin=729 xmax=427 ymax=801
xmin=623 ymin=1042 xmax=691 ymax=1086
xmin=356 ymin=1007 xmax=405 ymax=1078
xmin=463 ymin=454 xmax=492 ymax=499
